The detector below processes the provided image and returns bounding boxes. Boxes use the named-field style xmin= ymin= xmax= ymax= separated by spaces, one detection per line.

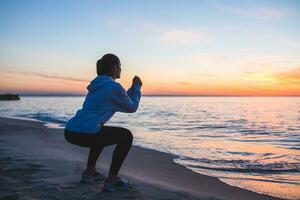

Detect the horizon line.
xmin=2 ymin=93 xmax=299 ymax=97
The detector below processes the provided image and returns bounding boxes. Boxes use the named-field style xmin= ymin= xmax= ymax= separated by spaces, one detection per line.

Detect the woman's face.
xmin=114 ymin=63 xmax=121 ymax=79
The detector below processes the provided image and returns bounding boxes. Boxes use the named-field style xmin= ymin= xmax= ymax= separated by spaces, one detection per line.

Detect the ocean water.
xmin=0 ymin=96 xmax=299 ymax=199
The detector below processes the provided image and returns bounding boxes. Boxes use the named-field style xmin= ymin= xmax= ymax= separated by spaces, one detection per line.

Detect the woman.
xmin=64 ymin=53 xmax=142 ymax=192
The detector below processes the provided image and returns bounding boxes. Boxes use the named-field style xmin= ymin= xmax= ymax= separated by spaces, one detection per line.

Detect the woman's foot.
xmin=102 ymin=176 xmax=133 ymax=192
xmin=80 ymin=169 xmax=106 ymax=183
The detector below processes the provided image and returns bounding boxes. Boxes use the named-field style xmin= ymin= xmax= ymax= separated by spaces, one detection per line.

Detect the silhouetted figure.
xmin=64 ymin=54 xmax=142 ymax=192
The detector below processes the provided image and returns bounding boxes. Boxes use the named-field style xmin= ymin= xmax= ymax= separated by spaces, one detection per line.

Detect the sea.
xmin=0 ymin=96 xmax=299 ymax=199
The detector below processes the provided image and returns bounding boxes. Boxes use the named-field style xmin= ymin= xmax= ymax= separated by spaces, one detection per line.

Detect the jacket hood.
xmin=87 ymin=75 xmax=114 ymax=93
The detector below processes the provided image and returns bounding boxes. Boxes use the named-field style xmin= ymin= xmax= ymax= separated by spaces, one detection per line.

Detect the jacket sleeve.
xmin=110 ymin=83 xmax=141 ymax=113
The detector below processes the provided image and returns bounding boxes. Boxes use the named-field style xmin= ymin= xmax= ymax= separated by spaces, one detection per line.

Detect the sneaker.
xmin=102 ymin=176 xmax=133 ymax=192
xmin=80 ymin=170 xmax=106 ymax=183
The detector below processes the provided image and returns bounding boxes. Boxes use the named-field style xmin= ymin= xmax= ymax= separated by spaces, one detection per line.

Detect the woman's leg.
xmin=108 ymin=128 xmax=133 ymax=176
xmin=88 ymin=126 xmax=133 ymax=177
xmin=64 ymin=130 xmax=101 ymax=175
xmin=64 ymin=127 xmax=133 ymax=178
xmin=84 ymin=146 xmax=105 ymax=175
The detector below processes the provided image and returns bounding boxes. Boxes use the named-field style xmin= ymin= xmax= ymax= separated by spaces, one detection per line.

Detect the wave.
xmin=16 ymin=113 xmax=67 ymax=125
xmin=186 ymin=164 xmax=300 ymax=174
xmin=176 ymin=156 xmax=300 ymax=174
xmin=225 ymin=119 xmax=248 ymax=123
xmin=0 ymin=108 xmax=12 ymax=112
xmin=219 ymin=176 xmax=300 ymax=185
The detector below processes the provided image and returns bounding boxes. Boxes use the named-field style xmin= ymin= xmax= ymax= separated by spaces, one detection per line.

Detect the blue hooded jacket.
xmin=65 ymin=75 xmax=141 ymax=134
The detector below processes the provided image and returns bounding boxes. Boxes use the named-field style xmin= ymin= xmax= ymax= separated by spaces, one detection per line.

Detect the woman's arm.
xmin=110 ymin=83 xmax=141 ymax=113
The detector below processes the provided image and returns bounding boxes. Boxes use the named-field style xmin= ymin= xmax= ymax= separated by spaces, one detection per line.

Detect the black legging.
xmin=64 ymin=126 xmax=133 ymax=176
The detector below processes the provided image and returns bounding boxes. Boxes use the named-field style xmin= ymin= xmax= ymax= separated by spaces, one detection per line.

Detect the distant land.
xmin=0 ymin=93 xmax=20 ymax=100
xmin=19 ymin=93 xmax=85 ymax=97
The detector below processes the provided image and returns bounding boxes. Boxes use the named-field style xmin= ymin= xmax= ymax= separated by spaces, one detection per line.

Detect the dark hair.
xmin=96 ymin=54 xmax=120 ymax=76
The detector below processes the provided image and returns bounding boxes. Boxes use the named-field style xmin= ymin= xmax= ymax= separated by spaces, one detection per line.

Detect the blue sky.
xmin=1 ymin=0 xmax=300 ymax=95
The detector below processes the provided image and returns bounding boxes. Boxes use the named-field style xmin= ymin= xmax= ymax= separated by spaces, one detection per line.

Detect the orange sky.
xmin=1 ymin=68 xmax=299 ymax=96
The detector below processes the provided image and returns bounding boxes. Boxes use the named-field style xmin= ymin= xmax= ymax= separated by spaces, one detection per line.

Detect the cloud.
xmin=159 ymin=52 xmax=297 ymax=79
xmin=241 ymin=72 xmax=278 ymax=84
xmin=241 ymin=67 xmax=300 ymax=85
xmin=105 ymin=18 xmax=213 ymax=45
xmin=275 ymin=67 xmax=300 ymax=84
xmin=141 ymin=21 xmax=212 ymax=45
xmin=208 ymin=0 xmax=289 ymax=20
xmin=236 ymin=54 xmax=293 ymax=70
xmin=1 ymin=70 xmax=89 ymax=83
xmin=190 ymin=72 xmax=215 ymax=77
xmin=178 ymin=81 xmax=190 ymax=85
xmin=158 ymin=29 xmax=211 ymax=45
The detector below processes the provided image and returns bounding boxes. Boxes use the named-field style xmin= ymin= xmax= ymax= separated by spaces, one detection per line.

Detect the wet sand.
xmin=0 ymin=116 xmax=284 ymax=200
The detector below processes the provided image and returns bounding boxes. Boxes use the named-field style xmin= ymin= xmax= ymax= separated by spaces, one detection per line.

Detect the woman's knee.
xmin=121 ymin=128 xmax=133 ymax=144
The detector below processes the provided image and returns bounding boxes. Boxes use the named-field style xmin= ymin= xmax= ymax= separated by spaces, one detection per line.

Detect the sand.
xmin=0 ymin=116 xmax=284 ymax=200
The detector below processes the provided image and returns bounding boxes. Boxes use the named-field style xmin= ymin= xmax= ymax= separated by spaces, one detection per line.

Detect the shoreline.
xmin=0 ymin=116 xmax=284 ymax=200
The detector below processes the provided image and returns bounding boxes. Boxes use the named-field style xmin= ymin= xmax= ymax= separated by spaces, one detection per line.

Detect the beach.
xmin=2 ymin=0 xmax=300 ymax=198
xmin=0 ymin=116 xmax=284 ymax=200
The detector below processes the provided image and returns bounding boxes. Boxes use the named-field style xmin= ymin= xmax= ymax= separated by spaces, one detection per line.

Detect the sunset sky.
xmin=1 ymin=0 xmax=300 ymax=96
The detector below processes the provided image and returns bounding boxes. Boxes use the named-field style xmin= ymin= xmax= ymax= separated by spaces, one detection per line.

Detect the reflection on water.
xmin=0 ymin=96 xmax=299 ymax=199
